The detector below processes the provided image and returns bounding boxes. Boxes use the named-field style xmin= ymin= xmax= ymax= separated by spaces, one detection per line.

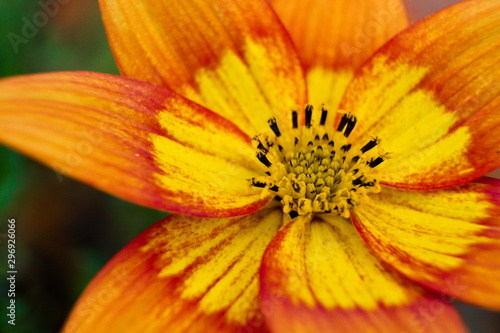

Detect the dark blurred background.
xmin=0 ymin=0 xmax=499 ymax=332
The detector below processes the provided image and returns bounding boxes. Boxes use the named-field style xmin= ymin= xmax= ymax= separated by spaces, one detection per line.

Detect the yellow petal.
xmin=64 ymin=208 xmax=283 ymax=332
xmin=0 ymin=72 xmax=267 ymax=217
xmin=341 ymin=0 xmax=500 ymax=189
xmin=260 ymin=215 xmax=465 ymax=332
xmin=100 ymin=0 xmax=307 ymax=134
xmin=352 ymin=177 xmax=500 ymax=310
xmin=270 ymin=0 xmax=408 ymax=115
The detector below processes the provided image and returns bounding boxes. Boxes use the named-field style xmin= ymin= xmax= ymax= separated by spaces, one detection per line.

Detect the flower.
xmin=1 ymin=0 xmax=500 ymax=332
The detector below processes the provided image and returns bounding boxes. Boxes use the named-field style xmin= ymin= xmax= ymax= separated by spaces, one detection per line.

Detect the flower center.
xmin=250 ymin=105 xmax=388 ymax=219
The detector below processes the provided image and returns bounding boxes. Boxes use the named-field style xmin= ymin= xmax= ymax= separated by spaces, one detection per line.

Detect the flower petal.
xmin=351 ymin=177 xmax=500 ymax=310
xmin=99 ymin=0 xmax=307 ymax=134
xmin=259 ymin=215 xmax=465 ymax=333
xmin=341 ymin=0 xmax=500 ymax=190
xmin=63 ymin=208 xmax=283 ymax=332
xmin=270 ymin=0 xmax=408 ymax=113
xmin=0 ymin=72 xmax=267 ymax=217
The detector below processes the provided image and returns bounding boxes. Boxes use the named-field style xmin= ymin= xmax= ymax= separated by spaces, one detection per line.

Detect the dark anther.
xmin=320 ymin=106 xmax=328 ymax=125
xmin=269 ymin=185 xmax=279 ymax=192
xmin=305 ymin=104 xmax=313 ymax=128
xmin=257 ymin=151 xmax=272 ymax=167
xmin=341 ymin=144 xmax=352 ymax=153
xmin=314 ymin=134 xmax=320 ymax=141
xmin=265 ymin=171 xmax=271 ymax=176
xmin=337 ymin=113 xmax=357 ymax=137
xmin=345 ymin=124 xmax=356 ymax=137
xmin=337 ymin=113 xmax=349 ymax=132
xmin=292 ymin=110 xmax=298 ymax=129
xmin=353 ymin=168 xmax=359 ymax=174
xmin=328 ymin=140 xmax=334 ymax=147
xmin=369 ymin=156 xmax=385 ymax=168
xmin=294 ymin=137 xmax=299 ymax=146
xmin=351 ymin=155 xmax=360 ymax=163
xmin=352 ymin=176 xmax=364 ymax=186
xmin=344 ymin=116 xmax=357 ymax=137
xmin=268 ymin=117 xmax=281 ymax=137
xmin=292 ymin=181 xmax=301 ymax=192
xmin=317 ymin=145 xmax=323 ymax=151
xmin=289 ymin=211 xmax=299 ymax=219
xmin=347 ymin=199 xmax=353 ymax=206
xmin=278 ymin=144 xmax=283 ymax=152
xmin=274 ymin=195 xmax=282 ymax=201
xmin=265 ymin=137 xmax=274 ymax=148
xmin=256 ymin=140 xmax=268 ymax=153
xmin=251 ymin=178 xmax=267 ymax=188
xmin=322 ymin=134 xmax=329 ymax=141
xmin=307 ymin=141 xmax=314 ymax=146
xmin=361 ymin=138 xmax=378 ymax=154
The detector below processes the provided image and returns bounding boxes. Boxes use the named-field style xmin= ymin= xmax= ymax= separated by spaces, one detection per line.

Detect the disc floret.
xmin=250 ymin=105 xmax=388 ymax=219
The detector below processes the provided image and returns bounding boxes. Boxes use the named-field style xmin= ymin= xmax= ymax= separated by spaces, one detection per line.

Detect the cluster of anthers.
xmin=249 ymin=105 xmax=389 ymax=219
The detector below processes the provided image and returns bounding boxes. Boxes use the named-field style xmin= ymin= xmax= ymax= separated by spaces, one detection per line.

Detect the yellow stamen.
xmin=250 ymin=105 xmax=388 ymax=219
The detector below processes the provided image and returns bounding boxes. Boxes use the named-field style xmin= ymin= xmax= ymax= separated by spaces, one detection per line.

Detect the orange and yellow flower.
xmin=1 ymin=0 xmax=500 ymax=332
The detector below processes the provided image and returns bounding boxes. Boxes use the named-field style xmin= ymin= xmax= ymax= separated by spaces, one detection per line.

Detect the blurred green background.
xmin=0 ymin=0 xmax=499 ymax=332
